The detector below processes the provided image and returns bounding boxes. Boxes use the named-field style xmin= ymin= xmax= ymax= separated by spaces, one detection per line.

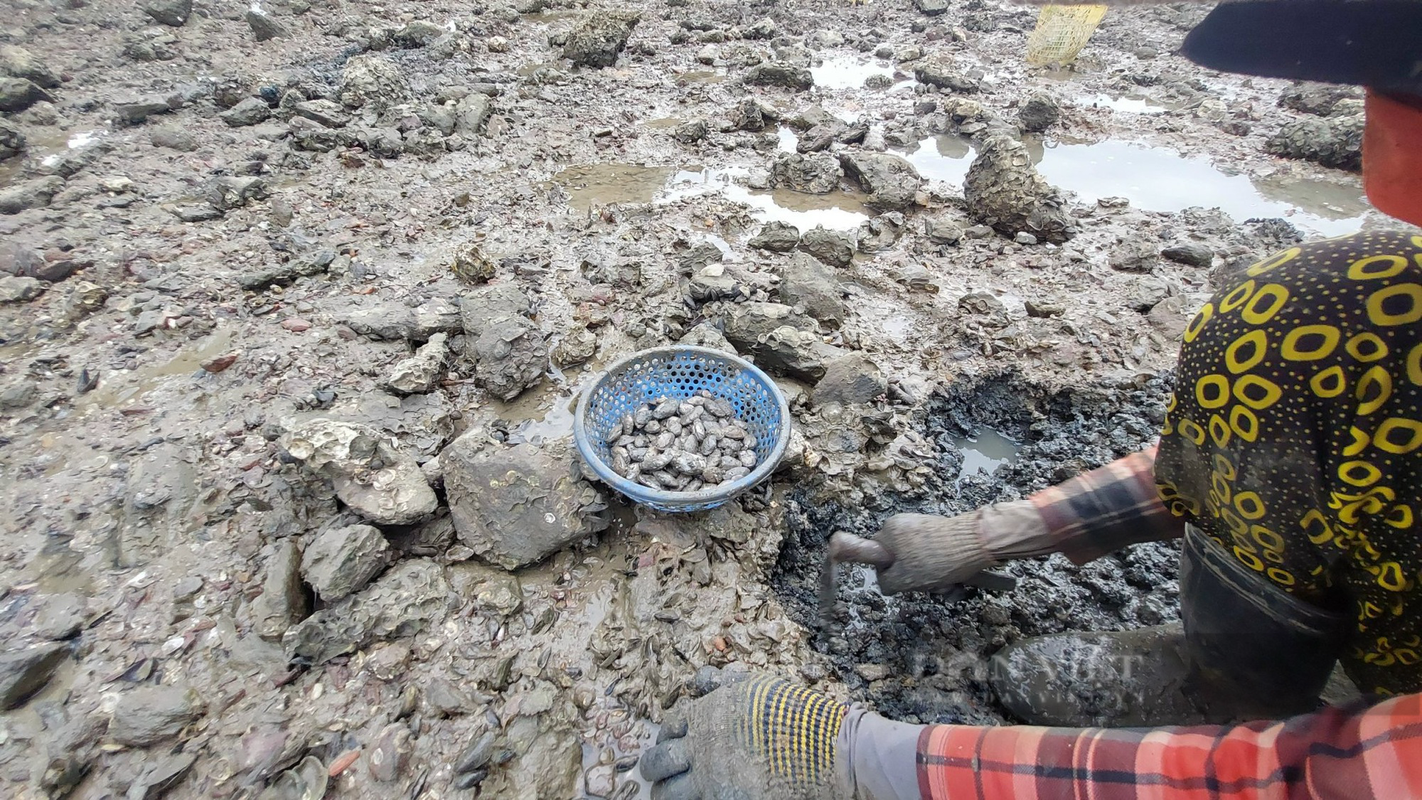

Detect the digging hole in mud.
xmin=772 ymin=371 xmax=1184 ymax=724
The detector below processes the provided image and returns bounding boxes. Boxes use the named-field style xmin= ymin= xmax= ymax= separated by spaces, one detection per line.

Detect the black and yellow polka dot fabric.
xmin=1156 ymin=230 xmax=1422 ymax=696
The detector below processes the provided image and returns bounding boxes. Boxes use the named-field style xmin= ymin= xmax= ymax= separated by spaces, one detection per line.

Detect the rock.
xmin=206 ymin=176 xmax=268 ymax=210
xmin=0 ymin=118 xmax=23 ymax=160
xmin=1018 ymin=91 xmax=1061 ymax=133
xmin=280 ymin=419 xmax=439 ymax=526
xmin=339 ymin=55 xmax=410 ymax=112
xmin=914 ymin=0 xmax=949 ymax=14
xmin=0 ymin=243 xmax=42 ymax=278
xmin=729 ymin=96 xmax=779 ymax=131
xmin=768 ymin=153 xmax=842 ymax=194
xmin=284 ymin=559 xmax=451 ymax=664
xmin=459 ymin=284 xmax=532 ymax=340
xmin=798 ymin=227 xmax=856 ymax=268
xmin=238 ymin=251 xmax=333 ymax=289
xmin=1109 ymin=241 xmax=1158 ymax=273
xmin=924 ymin=216 xmax=963 ymax=244
xmin=393 ymin=20 xmax=446 ymax=48
xmin=0 ymin=46 xmax=55 ymax=91
xmin=150 ymin=125 xmax=197 ymax=151
xmin=779 ymin=251 xmax=845 ymax=327
xmin=110 ymin=685 xmax=203 ymax=746
xmin=369 ymin=723 xmax=413 ymax=782
xmin=914 ymin=56 xmax=980 ymax=93
xmin=678 ymin=321 xmax=737 ymax=354
xmin=142 ymin=0 xmax=191 ymax=26
xmin=744 ymin=16 xmax=779 ymax=39
xmin=251 ymin=540 xmax=308 ymax=640
xmin=454 ymin=94 xmax=492 ymax=136
xmin=814 ymin=352 xmax=885 ymax=406
xmin=1147 ymin=295 xmax=1190 ymax=340
xmin=127 ymin=753 xmax=198 ymax=800
xmin=0 ymin=77 xmax=50 ymax=113
xmin=1162 ymin=243 xmax=1213 ymax=268
xmin=838 ymin=151 xmax=922 ymax=211
xmin=674 ymin=119 xmax=708 ymax=144
xmin=0 ymin=379 xmax=38 ymax=412
xmin=412 ymin=298 xmax=463 ymax=339
xmin=293 ymin=99 xmax=350 ymax=128
xmin=343 ymin=303 xmax=417 ymax=341
xmin=0 ymin=644 xmax=67 ymax=709
xmin=386 ymin=333 xmax=448 ymax=395
xmin=301 ymin=524 xmax=390 ymax=602
xmin=0 ymin=276 xmax=44 ymax=303
xmin=113 ymin=95 xmax=174 ymax=125
xmin=563 ymin=10 xmax=640 ymax=68
xmin=959 ymin=291 xmax=1007 ymax=323
xmin=246 ymin=8 xmax=290 ymax=41
xmin=750 ymin=221 xmax=800 ymax=252
xmin=585 ymin=764 xmax=615 ymax=798
xmin=1025 ymin=300 xmax=1063 ymax=318
xmin=468 ymin=315 xmax=547 ymax=401
xmin=723 ymin=303 xmax=840 ymax=382
xmin=1015 ymin=231 xmax=1038 ymax=245
xmin=963 ymin=134 xmax=1074 ymax=243
xmin=696 ymin=44 xmax=718 ymax=65
xmin=0 ymin=175 xmax=63 ymax=214
xmin=1278 ymin=83 xmax=1361 ymax=117
xmin=1266 ymin=114 xmax=1363 ymax=171
xmin=552 ymin=325 xmax=597 ymax=367
xmin=1129 ymin=275 xmax=1173 ymax=312
xmin=443 ymin=439 xmax=608 ymax=570
xmin=220 ymin=97 xmax=270 ymax=127
xmin=745 ymin=63 xmax=814 ymax=91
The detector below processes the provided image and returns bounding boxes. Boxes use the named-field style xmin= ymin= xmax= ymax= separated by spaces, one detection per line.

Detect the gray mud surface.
xmin=0 ymin=0 xmax=1417 ymax=797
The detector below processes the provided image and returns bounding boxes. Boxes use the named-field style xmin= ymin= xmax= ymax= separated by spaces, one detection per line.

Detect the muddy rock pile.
xmin=0 ymin=0 xmax=1407 ymax=797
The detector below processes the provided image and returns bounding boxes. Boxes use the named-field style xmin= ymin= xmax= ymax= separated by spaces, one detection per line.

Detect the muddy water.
xmin=79 ymin=324 xmax=235 ymax=412
xmin=897 ymin=135 xmax=976 ymax=188
xmin=951 ymin=428 xmax=1020 ymax=481
xmin=1077 ymin=92 xmax=1176 ymax=115
xmin=554 ymin=164 xmax=676 ymax=212
xmin=662 ymin=167 xmax=870 ymax=231
xmin=811 ymin=56 xmax=895 ymax=90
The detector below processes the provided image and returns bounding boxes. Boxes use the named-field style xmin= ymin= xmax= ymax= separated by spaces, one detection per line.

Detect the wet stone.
xmin=369 ymin=722 xmax=413 ymax=782
xmin=283 ymin=559 xmax=451 ymax=664
xmin=779 ymin=251 xmax=845 ymax=328
xmin=563 ymin=10 xmax=640 ymax=68
xmin=1162 ymin=243 xmax=1213 ymax=268
xmin=749 ymin=221 xmax=800 ymax=252
xmin=798 ymin=226 xmax=856 ymax=268
xmin=815 ymin=352 xmax=887 ymax=406
xmin=745 ymin=63 xmax=814 ymax=91
xmin=220 ymin=97 xmax=270 ymax=128
xmin=301 ymin=524 xmax=390 ymax=602
xmin=1110 ymin=241 xmax=1159 ymax=273
xmin=0 ymin=643 xmax=67 ymax=710
xmin=0 ymin=275 xmax=44 ymax=303
xmin=386 ymin=333 xmax=448 ymax=395
xmin=963 ymin=134 xmax=1074 ymax=243
xmin=839 ymin=151 xmax=922 ymax=211
xmin=110 ymin=685 xmax=203 ymax=746
xmin=1266 ymin=114 xmax=1363 ymax=171
xmin=1018 ymin=91 xmax=1061 ymax=133
xmin=768 ymin=152 xmax=842 ymax=194
xmin=246 ymin=8 xmax=290 ymax=41
xmin=280 ymin=418 xmax=438 ymax=526
xmin=0 ymin=175 xmax=64 ymax=214
xmin=142 ymin=0 xmax=191 ymax=27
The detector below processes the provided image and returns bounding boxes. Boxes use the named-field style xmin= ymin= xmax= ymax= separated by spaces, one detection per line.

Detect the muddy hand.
xmin=869 ymin=513 xmax=1018 ymax=595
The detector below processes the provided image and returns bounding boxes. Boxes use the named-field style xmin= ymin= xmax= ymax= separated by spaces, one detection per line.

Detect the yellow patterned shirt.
xmin=1156 ymin=230 xmax=1422 ymax=696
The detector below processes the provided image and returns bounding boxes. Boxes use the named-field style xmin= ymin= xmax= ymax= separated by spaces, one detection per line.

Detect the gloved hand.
xmin=872 ymin=511 xmax=1002 ymax=595
xmin=640 ymin=669 xmax=850 ymax=800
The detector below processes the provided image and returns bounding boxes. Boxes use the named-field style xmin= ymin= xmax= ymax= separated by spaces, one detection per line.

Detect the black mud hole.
xmin=772 ymin=371 xmax=1183 ymax=725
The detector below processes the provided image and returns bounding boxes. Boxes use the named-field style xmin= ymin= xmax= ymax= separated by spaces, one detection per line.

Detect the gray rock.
xmin=302 ymin=524 xmax=390 ymax=602
xmin=127 ymin=753 xmax=198 ymax=800
xmin=798 ymin=227 xmax=856 ymax=268
xmin=838 ymin=151 xmax=922 ymax=211
xmin=1128 ymin=275 xmax=1173 ymax=312
xmin=1015 ymin=231 xmax=1038 ymax=245
xmin=563 ymin=11 xmax=640 ymax=68
xmin=168 ymin=203 xmax=222 ymax=223
xmin=469 ymin=315 xmax=547 ymax=402
xmin=1162 ymin=243 xmax=1213 ymax=268
xmin=0 ymin=378 xmax=38 ymax=411
xmin=674 ymin=119 xmax=708 ymax=144
xmin=1018 ymin=91 xmax=1061 ymax=133
xmin=723 ymin=303 xmax=840 ymax=381
xmin=283 ymin=559 xmax=451 ymax=664
xmin=206 ymin=176 xmax=268 ymax=210
xmin=0 ymin=175 xmax=63 ymax=214
xmin=443 ymin=439 xmax=608 ymax=570
xmin=246 ymin=8 xmax=290 ymax=41
xmin=959 ymin=291 xmax=1007 ymax=323
xmin=0 ymin=242 xmax=42 ymax=277
xmin=745 ymin=63 xmax=814 ymax=91
xmin=412 ymin=298 xmax=463 ymax=339
xmin=142 ymin=0 xmax=191 ymax=26
xmin=914 ymin=56 xmax=980 ymax=93
xmin=150 ymin=125 xmax=197 ymax=151
xmin=251 ymin=540 xmax=308 ymax=640
xmin=113 ymin=95 xmax=174 ymax=125
xmin=1278 ymin=83 xmax=1361 ymax=117
xmin=294 ymin=99 xmax=350 ymax=128
xmin=0 ymin=643 xmax=67 ymax=709
xmin=1110 ymin=240 xmax=1159 ymax=273
xmin=370 ymin=723 xmax=414 ymax=782
xmin=1266 ymin=114 xmax=1363 ymax=171
xmin=343 ymin=303 xmax=417 ymax=341
xmin=459 ymin=283 xmax=531 ymax=340
xmin=729 ymin=96 xmax=779 ymax=131
xmin=393 ymin=20 xmax=446 ymax=48
xmin=1025 ymin=300 xmax=1063 ymax=318
xmin=779 ymin=251 xmax=845 ymax=327
xmin=238 ymin=252 xmax=333 ymax=289
xmin=552 ymin=325 xmax=597 ymax=367
xmin=815 ymin=353 xmax=886 ymax=406
xmin=769 ymin=153 xmax=842 ymax=194
xmin=0 ymin=77 xmax=49 ymax=113
xmin=339 ymin=55 xmax=411 ymax=112
xmin=914 ymin=0 xmax=949 ymax=14
xmin=454 ymin=94 xmax=492 ymax=136
xmin=387 ymin=333 xmax=448 ymax=395
xmin=925 ymin=216 xmax=963 ymax=244
xmin=0 ymin=118 xmax=23 ymax=160
xmin=680 ymin=242 xmax=723 ymax=272
xmin=110 ymin=685 xmax=203 ymax=746
xmin=280 ymin=418 xmax=439 ymax=526
xmin=749 ymin=221 xmax=800 ymax=252
xmin=723 ymin=301 xmax=816 ymax=345
xmin=220 ymin=97 xmax=270 ymax=127
xmin=678 ymin=321 xmax=737 ymax=354
xmin=964 ymin=134 xmax=1074 ymax=243
xmin=1147 ymin=295 xmax=1190 ymax=341
xmin=858 ymin=213 xmax=906 ymax=253
xmin=0 ymin=275 xmax=44 ymax=303
xmin=0 ymin=45 xmax=59 ymax=88
xmin=744 ymin=16 xmax=779 ymax=39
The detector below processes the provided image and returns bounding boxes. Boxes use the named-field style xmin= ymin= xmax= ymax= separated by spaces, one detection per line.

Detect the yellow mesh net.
xmin=1025 ymin=5 xmax=1108 ymax=66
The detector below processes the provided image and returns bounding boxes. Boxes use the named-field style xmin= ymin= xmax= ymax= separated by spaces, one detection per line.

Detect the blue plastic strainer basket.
xmin=574 ymin=346 xmax=791 ymax=513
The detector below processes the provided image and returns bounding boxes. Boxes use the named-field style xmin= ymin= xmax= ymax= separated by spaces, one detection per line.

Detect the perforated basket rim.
xmin=572 ymin=345 xmax=792 ymax=510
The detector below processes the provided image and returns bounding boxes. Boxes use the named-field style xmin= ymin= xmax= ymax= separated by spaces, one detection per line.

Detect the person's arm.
xmin=907 ymin=692 xmax=1422 ymax=799
xmin=874 ymin=445 xmax=1186 ymax=594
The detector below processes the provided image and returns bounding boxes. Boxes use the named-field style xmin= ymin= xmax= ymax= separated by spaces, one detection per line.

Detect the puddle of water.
xmin=951 ymin=428 xmax=1019 ymax=480
xmin=1031 ymin=140 xmax=1370 ymax=236
xmin=554 ymin=164 xmax=676 ymax=212
xmin=522 ymin=8 xmax=583 ymax=23
xmin=811 ymin=56 xmax=894 ymax=90
xmin=662 ymin=167 xmax=870 ymax=231
xmin=776 ymin=125 xmax=798 ymax=153
xmin=82 ymin=325 xmax=235 ymax=411
xmin=640 ymin=117 xmax=685 ymax=130
xmin=897 ymin=135 xmax=976 ymax=188
xmin=501 ymin=389 xmax=578 ymax=445
xmin=1078 ymin=92 xmax=1172 ymax=115
xmin=882 ymin=312 xmax=913 ymax=346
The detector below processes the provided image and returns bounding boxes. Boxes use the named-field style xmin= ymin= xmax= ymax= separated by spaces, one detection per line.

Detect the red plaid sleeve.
xmin=1027 ymin=444 xmax=1186 ymax=565
xmin=917 ymin=693 xmax=1422 ymax=799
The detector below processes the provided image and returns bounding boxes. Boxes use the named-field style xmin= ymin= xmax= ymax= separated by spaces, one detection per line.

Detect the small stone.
xmin=110 ymin=685 xmax=203 ymax=746
xmin=839 ymin=151 xmax=922 ymax=211
xmin=814 ymin=352 xmax=886 ymax=406
xmin=914 ymin=55 xmax=980 ymax=93
xmin=301 ymin=524 xmax=390 ymax=602
xmin=251 ymin=540 xmax=308 ymax=640
xmin=779 ymin=251 xmax=845 ymax=327
xmin=220 ymin=97 xmax=270 ymax=128
xmin=1025 ymin=301 xmax=1063 ymax=318
xmin=0 ymin=77 xmax=50 ymax=113
xmin=563 ymin=10 xmax=640 ymax=68
xmin=0 ymin=643 xmax=67 ymax=710
xmin=1018 ymin=91 xmax=1061 ymax=133
xmin=387 ymin=333 xmax=449 ymax=395
xmin=280 ymin=419 xmax=438 ymax=526
xmin=855 ymin=663 xmax=889 ymax=682
xmin=0 ymin=275 xmax=44 ymax=304
xmin=0 ymin=175 xmax=64 ymax=214
xmin=247 ymin=8 xmax=290 ymax=41
xmin=1162 ymin=243 xmax=1214 ymax=268
xmin=744 ymin=63 xmax=814 ymax=91
xmin=585 ymin=764 xmax=615 ymax=798
xmin=280 ymin=317 xmax=311 ymax=332
xmin=925 ymin=216 xmax=963 ymax=245
xmin=798 ymin=227 xmax=856 ymax=268
xmin=142 ymin=0 xmax=191 ymax=26
xmin=1014 ymin=231 xmax=1038 ymax=245
xmin=1109 ymin=241 xmax=1159 ymax=273
xmin=369 ymin=723 xmax=413 ymax=782
xmin=749 ymin=221 xmax=800 ymax=252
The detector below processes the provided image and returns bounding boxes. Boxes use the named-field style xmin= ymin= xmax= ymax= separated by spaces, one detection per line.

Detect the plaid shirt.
xmin=917 ymin=692 xmax=1422 ymax=798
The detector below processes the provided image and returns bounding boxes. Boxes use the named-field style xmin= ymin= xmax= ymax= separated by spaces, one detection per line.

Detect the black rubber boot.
xmin=989 ymin=525 xmax=1350 ymax=727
